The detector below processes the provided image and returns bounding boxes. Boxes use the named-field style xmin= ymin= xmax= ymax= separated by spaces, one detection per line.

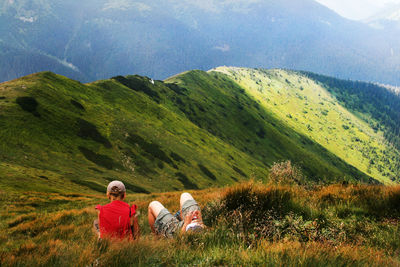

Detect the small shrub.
xmin=170 ymin=152 xmax=186 ymax=163
xmin=386 ymin=188 xmax=400 ymax=215
xmin=256 ymin=128 xmax=266 ymax=139
xmin=232 ymin=166 xmax=247 ymax=178
xmin=77 ymin=119 xmax=111 ymax=148
xmin=125 ymin=184 xmax=150 ymax=194
xmin=223 ymin=183 xmax=299 ymax=217
xmin=176 ymin=172 xmax=199 ymax=189
xmin=359 ymin=186 xmax=400 ymax=218
xmin=131 ymin=156 xmax=157 ymax=175
xmin=127 ymin=133 xmax=175 ymax=167
xmin=89 ymin=167 xmax=103 ymax=173
xmin=269 ymin=161 xmax=304 ymax=185
xmin=174 ymin=96 xmax=185 ymax=106
xmin=157 ymin=161 xmax=164 ymax=169
xmin=198 ymin=164 xmax=217 ymax=180
xmin=166 ymin=83 xmax=187 ymax=95
xmin=16 ymin=96 xmax=40 ymax=117
xmin=70 ymin=178 xmax=105 ymax=193
xmin=126 ymin=133 xmax=146 ymax=147
xmin=205 ymin=182 xmax=313 ymax=244
xmin=196 ymin=103 xmax=206 ymax=112
xmin=70 ymin=99 xmax=85 ymax=110
xmin=78 ymin=146 xmax=115 ymax=170
xmin=202 ymin=200 xmax=226 ymax=227
xmin=113 ymin=75 xmax=161 ymax=103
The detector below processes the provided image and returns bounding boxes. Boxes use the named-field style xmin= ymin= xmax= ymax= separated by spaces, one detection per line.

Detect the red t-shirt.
xmin=96 ymin=200 xmax=136 ymax=239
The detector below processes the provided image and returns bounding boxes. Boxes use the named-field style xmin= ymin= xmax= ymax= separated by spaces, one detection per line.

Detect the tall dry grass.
xmin=1 ymin=167 xmax=400 ymax=266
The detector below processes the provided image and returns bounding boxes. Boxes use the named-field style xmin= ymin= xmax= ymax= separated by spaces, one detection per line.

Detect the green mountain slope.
xmin=0 ymin=70 xmax=381 ymax=195
xmin=212 ymin=67 xmax=400 ymax=184
xmin=1 ymin=72 xmax=269 ymax=193
xmin=164 ymin=71 xmax=372 ymax=183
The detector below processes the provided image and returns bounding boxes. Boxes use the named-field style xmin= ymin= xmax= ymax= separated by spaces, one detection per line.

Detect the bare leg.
xmin=148 ymin=201 xmax=165 ymax=233
xmin=180 ymin=192 xmax=195 ymax=219
xmin=179 ymin=193 xmax=204 ymax=232
xmin=180 ymin=192 xmax=194 ymax=207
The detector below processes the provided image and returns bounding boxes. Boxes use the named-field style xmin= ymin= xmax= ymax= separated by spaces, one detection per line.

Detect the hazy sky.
xmin=316 ymin=0 xmax=400 ymax=20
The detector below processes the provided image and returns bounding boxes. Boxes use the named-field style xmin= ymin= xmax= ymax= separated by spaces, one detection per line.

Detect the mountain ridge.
xmin=3 ymin=67 xmax=400 ymax=195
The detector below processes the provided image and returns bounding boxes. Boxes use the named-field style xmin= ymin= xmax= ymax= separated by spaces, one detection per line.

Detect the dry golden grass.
xmin=1 ymin=183 xmax=400 ymax=266
xmin=259 ymin=241 xmax=399 ymax=267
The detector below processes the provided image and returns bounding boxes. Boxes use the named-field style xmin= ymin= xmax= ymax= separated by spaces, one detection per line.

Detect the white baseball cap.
xmin=107 ymin=180 xmax=126 ymax=193
xmin=185 ymin=222 xmax=203 ymax=232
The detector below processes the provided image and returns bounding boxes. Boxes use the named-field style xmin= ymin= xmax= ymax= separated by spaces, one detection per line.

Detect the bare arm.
xmin=95 ymin=209 xmax=101 ymax=239
xmin=181 ymin=211 xmax=194 ymax=233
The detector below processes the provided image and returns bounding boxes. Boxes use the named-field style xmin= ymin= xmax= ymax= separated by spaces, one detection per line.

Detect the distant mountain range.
xmin=365 ymin=4 xmax=400 ymax=29
xmin=1 ymin=67 xmax=399 ymax=193
xmin=1 ymin=0 xmax=400 ymax=85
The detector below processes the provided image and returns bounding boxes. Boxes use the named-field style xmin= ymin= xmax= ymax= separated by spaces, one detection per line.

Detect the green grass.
xmin=1 ymin=67 xmax=400 ymax=266
xmin=166 ymin=70 xmax=374 ymax=183
xmin=212 ymin=67 xmax=400 ymax=184
xmin=1 ymin=69 xmax=385 ymax=196
xmin=0 ymin=72 xmax=268 ymax=193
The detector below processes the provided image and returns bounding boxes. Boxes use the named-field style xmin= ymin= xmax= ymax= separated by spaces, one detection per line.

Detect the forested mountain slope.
xmin=1 ymin=0 xmax=400 ymax=84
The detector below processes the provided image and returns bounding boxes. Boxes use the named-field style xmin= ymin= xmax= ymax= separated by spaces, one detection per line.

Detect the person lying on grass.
xmin=94 ymin=180 xmax=140 ymax=240
xmin=148 ymin=192 xmax=205 ymax=238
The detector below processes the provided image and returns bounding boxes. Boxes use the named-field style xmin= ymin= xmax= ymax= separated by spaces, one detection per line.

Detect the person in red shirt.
xmin=94 ymin=181 xmax=140 ymax=240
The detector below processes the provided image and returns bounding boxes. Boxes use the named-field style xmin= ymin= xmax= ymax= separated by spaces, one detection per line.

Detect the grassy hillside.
xmin=0 ymin=69 xmax=379 ymax=196
xmin=165 ymin=70 xmax=375 ymax=183
xmin=299 ymin=71 xmax=400 ymax=153
xmin=0 ymin=71 xmax=270 ymax=193
xmin=1 ymin=69 xmax=400 ymax=265
xmin=212 ymin=67 xmax=400 ymax=184
xmin=1 ymin=180 xmax=400 ymax=266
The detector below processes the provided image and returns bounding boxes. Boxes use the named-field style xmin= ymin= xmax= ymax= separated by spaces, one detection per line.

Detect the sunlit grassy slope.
xmin=212 ymin=67 xmax=400 ymax=184
xmin=1 ymin=67 xmax=398 ymax=196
